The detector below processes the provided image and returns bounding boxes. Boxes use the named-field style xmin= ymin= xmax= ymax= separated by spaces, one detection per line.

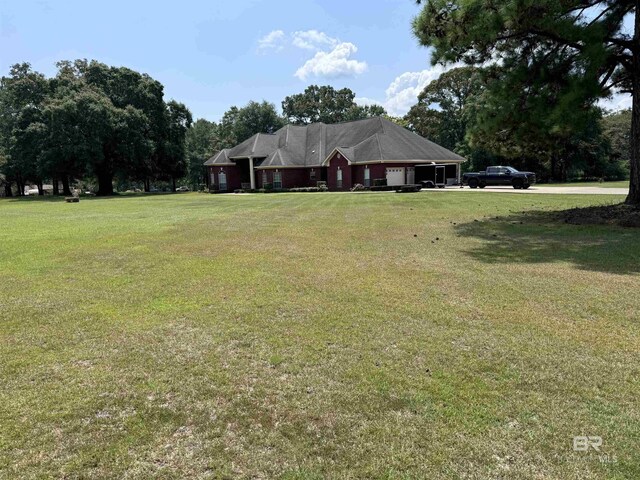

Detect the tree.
xmin=158 ymin=100 xmax=192 ymax=191
xmin=218 ymin=101 xmax=284 ymax=146
xmin=413 ymin=0 xmax=638 ymax=204
xmin=234 ymin=100 xmax=284 ymax=143
xmin=0 ymin=63 xmax=50 ymax=195
xmin=602 ymin=109 xmax=632 ymax=172
xmin=186 ymin=119 xmax=218 ymax=189
xmin=282 ymin=85 xmax=386 ymax=124
xmin=405 ymin=67 xmax=484 ymax=151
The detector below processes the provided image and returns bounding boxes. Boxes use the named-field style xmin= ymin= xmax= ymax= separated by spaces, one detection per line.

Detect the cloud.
xmin=355 ymin=64 xmax=462 ymax=116
xmin=256 ymin=29 xmax=367 ymax=80
xmin=598 ymin=93 xmax=632 ymax=112
xmin=292 ymin=30 xmax=338 ymax=50
xmin=257 ymin=30 xmax=285 ymax=52
xmin=294 ymin=42 xmax=368 ymax=80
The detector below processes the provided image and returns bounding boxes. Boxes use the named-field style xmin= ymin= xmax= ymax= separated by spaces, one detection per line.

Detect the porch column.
xmin=249 ymin=157 xmax=256 ymax=190
xmin=457 ymin=163 xmax=461 ymax=185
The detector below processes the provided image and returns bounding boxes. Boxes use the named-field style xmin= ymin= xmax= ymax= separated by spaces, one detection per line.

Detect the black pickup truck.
xmin=462 ymin=166 xmax=536 ymax=189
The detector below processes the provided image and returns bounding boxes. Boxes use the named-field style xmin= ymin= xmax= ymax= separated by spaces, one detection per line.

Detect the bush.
xmin=289 ymin=187 xmax=328 ymax=193
xmin=351 ymin=184 xmax=365 ymax=191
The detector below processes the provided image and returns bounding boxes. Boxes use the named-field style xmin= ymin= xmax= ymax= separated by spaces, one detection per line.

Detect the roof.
xmin=204 ymin=117 xmax=465 ymax=168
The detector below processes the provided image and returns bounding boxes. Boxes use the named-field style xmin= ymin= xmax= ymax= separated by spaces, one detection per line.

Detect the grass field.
xmin=1 ymin=191 xmax=639 ymax=479
xmin=541 ymin=180 xmax=630 ymax=188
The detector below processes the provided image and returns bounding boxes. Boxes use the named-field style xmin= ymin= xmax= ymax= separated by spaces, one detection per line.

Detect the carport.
xmin=415 ymin=163 xmax=460 ymax=187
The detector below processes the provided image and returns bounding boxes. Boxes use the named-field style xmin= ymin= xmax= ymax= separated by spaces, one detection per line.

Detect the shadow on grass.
xmin=454 ymin=210 xmax=640 ymax=275
xmin=0 ymin=191 xmax=190 ymax=202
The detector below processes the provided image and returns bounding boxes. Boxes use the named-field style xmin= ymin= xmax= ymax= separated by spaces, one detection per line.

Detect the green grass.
xmin=1 ymin=191 xmax=639 ymax=479
xmin=542 ymin=180 xmax=629 ymax=188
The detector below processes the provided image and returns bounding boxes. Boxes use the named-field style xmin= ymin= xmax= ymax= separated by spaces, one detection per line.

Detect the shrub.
xmin=351 ymin=184 xmax=365 ymax=191
xmin=289 ymin=187 xmax=328 ymax=192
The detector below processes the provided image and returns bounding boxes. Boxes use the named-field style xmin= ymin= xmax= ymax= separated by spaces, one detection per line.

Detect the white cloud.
xmin=257 ymin=30 xmax=285 ymax=52
xmin=294 ymin=42 xmax=368 ymax=80
xmin=355 ymin=64 xmax=463 ymax=116
xmin=598 ymin=93 xmax=632 ymax=112
xmin=256 ymin=29 xmax=367 ymax=80
xmin=292 ymin=30 xmax=338 ymax=50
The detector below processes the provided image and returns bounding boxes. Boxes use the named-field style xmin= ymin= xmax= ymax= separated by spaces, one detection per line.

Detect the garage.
xmin=386 ymin=167 xmax=405 ymax=186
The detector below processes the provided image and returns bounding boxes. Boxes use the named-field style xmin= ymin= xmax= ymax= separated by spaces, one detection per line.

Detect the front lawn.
xmin=1 ymin=191 xmax=638 ymax=479
xmin=542 ymin=180 xmax=630 ymax=188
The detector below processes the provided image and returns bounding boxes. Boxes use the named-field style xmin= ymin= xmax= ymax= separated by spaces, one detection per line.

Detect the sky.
xmin=0 ymin=0 xmax=632 ymax=122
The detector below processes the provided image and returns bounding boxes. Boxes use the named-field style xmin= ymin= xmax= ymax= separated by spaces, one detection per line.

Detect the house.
xmin=204 ymin=117 xmax=465 ymax=192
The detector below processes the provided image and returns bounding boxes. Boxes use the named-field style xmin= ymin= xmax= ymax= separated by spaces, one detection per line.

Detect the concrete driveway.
xmin=437 ymin=185 xmax=628 ymax=195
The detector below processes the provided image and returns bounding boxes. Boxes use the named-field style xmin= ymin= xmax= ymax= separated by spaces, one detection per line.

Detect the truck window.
xmin=487 ymin=167 xmax=497 ymax=174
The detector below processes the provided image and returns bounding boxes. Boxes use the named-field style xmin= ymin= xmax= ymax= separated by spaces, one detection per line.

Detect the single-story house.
xmin=204 ymin=117 xmax=465 ymax=192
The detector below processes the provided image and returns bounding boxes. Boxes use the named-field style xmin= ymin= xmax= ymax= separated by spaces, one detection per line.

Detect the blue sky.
xmin=0 ymin=0 xmax=631 ymax=121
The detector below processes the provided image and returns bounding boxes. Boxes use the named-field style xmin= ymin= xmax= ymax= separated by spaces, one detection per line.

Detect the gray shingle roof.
xmin=204 ymin=117 xmax=465 ymax=167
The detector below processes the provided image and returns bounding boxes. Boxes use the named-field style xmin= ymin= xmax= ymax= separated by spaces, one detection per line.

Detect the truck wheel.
xmin=479 ymin=182 xmax=486 ymax=189
xmin=468 ymin=178 xmax=479 ymax=189
xmin=512 ymin=179 xmax=523 ymax=189
xmin=523 ymin=184 xmax=531 ymax=190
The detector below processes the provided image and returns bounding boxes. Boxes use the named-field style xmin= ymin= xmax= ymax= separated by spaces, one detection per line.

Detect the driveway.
xmin=436 ymin=185 xmax=628 ymax=195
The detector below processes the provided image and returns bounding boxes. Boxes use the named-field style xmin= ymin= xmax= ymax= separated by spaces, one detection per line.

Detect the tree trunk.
xmin=550 ymin=155 xmax=557 ymax=182
xmin=96 ymin=169 xmax=114 ymax=196
xmin=62 ymin=176 xmax=72 ymax=196
xmin=53 ymin=177 xmax=59 ymax=196
xmin=4 ymin=182 xmax=13 ymax=197
xmin=144 ymin=178 xmax=150 ymax=193
xmin=171 ymin=177 xmax=176 ymax=192
xmin=37 ymin=180 xmax=44 ymax=196
xmin=626 ymin=2 xmax=640 ymax=206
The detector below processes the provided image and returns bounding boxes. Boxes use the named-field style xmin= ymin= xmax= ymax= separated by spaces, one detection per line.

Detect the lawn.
xmin=542 ymin=180 xmax=630 ymax=188
xmin=1 ymin=191 xmax=638 ymax=479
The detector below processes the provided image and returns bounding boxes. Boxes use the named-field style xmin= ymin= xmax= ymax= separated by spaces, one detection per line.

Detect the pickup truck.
xmin=462 ymin=166 xmax=536 ymax=189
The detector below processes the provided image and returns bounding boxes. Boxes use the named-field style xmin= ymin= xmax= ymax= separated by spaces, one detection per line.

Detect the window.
xmin=262 ymin=170 xmax=267 ymax=186
xmin=218 ymin=171 xmax=227 ymax=191
xmin=273 ymin=171 xmax=282 ymax=189
xmin=336 ymin=168 xmax=343 ymax=189
xmin=364 ymin=167 xmax=370 ymax=187
xmin=209 ymin=171 xmax=216 ymax=186
xmin=310 ymin=169 xmax=316 ymax=181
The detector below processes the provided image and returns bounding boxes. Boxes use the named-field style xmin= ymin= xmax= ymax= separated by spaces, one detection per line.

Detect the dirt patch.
xmin=557 ymin=203 xmax=640 ymax=228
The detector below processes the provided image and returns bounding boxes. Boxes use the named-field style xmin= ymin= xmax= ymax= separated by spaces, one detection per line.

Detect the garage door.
xmin=386 ymin=167 xmax=405 ymax=186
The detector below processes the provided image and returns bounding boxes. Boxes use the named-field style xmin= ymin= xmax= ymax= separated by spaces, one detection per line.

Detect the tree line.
xmin=0 ymin=60 xmax=192 ymax=196
xmin=411 ymin=0 xmax=638 ymax=205
xmin=404 ymin=66 xmax=631 ymax=183
xmin=1 ymin=49 xmax=634 ymax=197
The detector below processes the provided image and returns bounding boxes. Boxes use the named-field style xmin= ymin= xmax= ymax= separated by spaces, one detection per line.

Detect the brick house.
xmin=204 ymin=117 xmax=465 ymax=192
